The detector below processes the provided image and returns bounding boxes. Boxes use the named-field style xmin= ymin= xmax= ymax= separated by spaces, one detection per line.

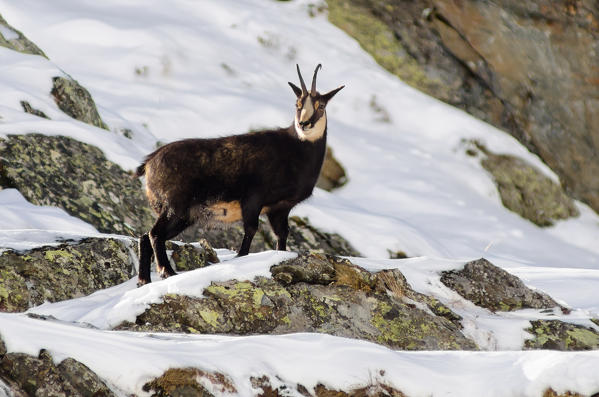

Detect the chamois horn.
xmin=296 ymin=64 xmax=307 ymax=94
xmin=311 ymin=64 xmax=322 ymax=94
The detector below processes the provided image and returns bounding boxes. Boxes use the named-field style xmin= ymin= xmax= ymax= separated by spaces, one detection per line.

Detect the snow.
xmin=0 ymin=0 xmax=598 ymax=395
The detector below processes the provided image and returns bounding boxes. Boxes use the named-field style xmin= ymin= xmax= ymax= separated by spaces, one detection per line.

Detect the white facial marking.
xmin=295 ymin=111 xmax=327 ymax=142
xmin=299 ymin=96 xmax=314 ymax=123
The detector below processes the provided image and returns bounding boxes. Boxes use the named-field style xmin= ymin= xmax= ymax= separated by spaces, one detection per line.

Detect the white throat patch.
xmin=295 ymin=111 xmax=327 ymax=142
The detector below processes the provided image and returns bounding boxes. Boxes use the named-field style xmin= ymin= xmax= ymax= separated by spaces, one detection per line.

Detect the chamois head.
xmin=288 ymin=64 xmax=344 ymax=141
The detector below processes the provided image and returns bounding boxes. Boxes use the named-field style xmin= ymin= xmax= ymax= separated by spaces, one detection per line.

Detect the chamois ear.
xmin=288 ymin=82 xmax=303 ymax=98
xmin=322 ymin=85 xmax=345 ymax=104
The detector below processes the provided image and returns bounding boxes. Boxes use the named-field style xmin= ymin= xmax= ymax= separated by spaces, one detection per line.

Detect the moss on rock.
xmin=525 ymin=320 xmax=599 ymax=351
xmin=184 ymin=215 xmax=360 ymax=257
xmin=122 ymin=254 xmax=476 ymax=351
xmin=51 ymin=76 xmax=109 ymax=130
xmin=325 ymin=0 xmax=443 ymax=98
xmin=0 ymin=238 xmax=134 ymax=312
xmin=475 ymin=144 xmax=579 ymax=226
xmin=440 ymin=258 xmax=559 ymax=312
xmin=166 ymin=239 xmax=219 ymax=271
xmin=0 ymin=134 xmax=154 ymax=236
xmin=0 ymin=348 xmax=115 ymax=397
xmin=0 ymin=14 xmax=47 ymax=58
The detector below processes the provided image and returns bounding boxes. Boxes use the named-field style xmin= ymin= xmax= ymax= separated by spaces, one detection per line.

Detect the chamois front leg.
xmin=237 ymin=197 xmax=262 ymax=257
xmin=148 ymin=211 xmax=188 ymax=279
xmin=267 ymin=207 xmax=291 ymax=251
xmin=138 ymin=233 xmax=153 ymax=286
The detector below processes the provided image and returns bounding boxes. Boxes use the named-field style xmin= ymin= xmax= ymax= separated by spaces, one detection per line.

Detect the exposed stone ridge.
xmin=0 ymin=134 xmax=154 ymax=236
xmin=466 ymin=141 xmax=579 ymax=227
xmin=440 ymin=258 xmax=560 ymax=312
xmin=119 ymin=253 xmax=477 ymax=351
xmin=144 ymin=369 xmax=408 ymax=397
xmin=0 ymin=14 xmax=47 ymax=58
xmin=0 ymin=237 xmax=217 ymax=313
xmin=525 ymin=320 xmax=599 ymax=351
xmin=51 ymin=76 xmax=110 ymax=130
xmin=185 ymin=215 xmax=361 ymax=257
xmin=324 ymin=0 xmax=599 ymax=216
xmin=0 ymin=347 xmax=116 ymax=397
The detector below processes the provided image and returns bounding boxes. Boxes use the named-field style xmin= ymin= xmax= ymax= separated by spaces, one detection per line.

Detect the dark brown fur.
xmin=136 ymin=64 xmax=343 ymax=285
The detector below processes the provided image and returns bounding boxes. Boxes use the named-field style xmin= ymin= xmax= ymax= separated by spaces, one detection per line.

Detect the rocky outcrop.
xmin=144 ymin=369 xmax=408 ymax=397
xmin=0 ymin=238 xmax=134 ymax=312
xmin=0 ymin=14 xmax=47 ymax=58
xmin=119 ymin=253 xmax=477 ymax=351
xmin=51 ymin=76 xmax=109 ymax=130
xmin=0 ymin=237 xmax=217 ymax=312
xmin=184 ymin=216 xmax=360 ymax=257
xmin=316 ymin=146 xmax=348 ymax=191
xmin=325 ymin=0 xmax=599 ymax=216
xmin=465 ymin=141 xmax=579 ymax=226
xmin=440 ymin=258 xmax=560 ymax=312
xmin=0 ymin=134 xmax=154 ymax=236
xmin=525 ymin=320 xmax=599 ymax=351
xmin=0 ymin=348 xmax=116 ymax=397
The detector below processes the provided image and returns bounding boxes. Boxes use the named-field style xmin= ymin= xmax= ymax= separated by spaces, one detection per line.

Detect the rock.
xmin=143 ymin=368 xmax=235 ymax=397
xmin=51 ymin=76 xmax=109 ymax=130
xmin=0 ymin=349 xmax=115 ymax=397
xmin=271 ymin=253 xmax=336 ymax=285
xmin=0 ymin=13 xmax=47 ymax=58
xmin=525 ymin=320 xmax=599 ymax=351
xmin=316 ymin=146 xmax=348 ymax=191
xmin=0 ymin=237 xmax=134 ymax=312
xmin=0 ymin=236 xmax=219 ymax=312
xmin=440 ymin=258 xmax=560 ymax=312
xmin=325 ymin=0 xmax=599 ymax=216
xmin=166 ymin=239 xmax=219 ymax=272
xmin=20 ymin=100 xmax=49 ymax=119
xmin=0 ymin=134 xmax=154 ymax=236
xmin=468 ymin=141 xmax=579 ymax=226
xmin=182 ymin=215 xmax=360 ymax=257
xmin=120 ymin=253 xmax=476 ymax=351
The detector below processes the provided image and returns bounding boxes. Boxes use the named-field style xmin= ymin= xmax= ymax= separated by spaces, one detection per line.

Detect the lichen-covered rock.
xmin=324 ymin=0 xmax=599 ymax=216
xmin=143 ymin=368 xmax=234 ymax=397
xmin=20 ymin=100 xmax=49 ymax=119
xmin=0 ymin=14 xmax=47 ymax=58
xmin=0 ymin=134 xmax=154 ymax=236
xmin=121 ymin=254 xmax=476 ymax=351
xmin=183 ymin=215 xmax=360 ymax=257
xmin=440 ymin=258 xmax=560 ymax=312
xmin=166 ymin=239 xmax=219 ymax=271
xmin=316 ymin=146 xmax=348 ymax=191
xmin=468 ymin=142 xmax=579 ymax=226
xmin=145 ymin=370 xmax=409 ymax=397
xmin=0 ymin=238 xmax=134 ymax=312
xmin=525 ymin=320 xmax=599 ymax=351
xmin=51 ymin=76 xmax=109 ymax=130
xmin=0 ymin=349 xmax=115 ymax=397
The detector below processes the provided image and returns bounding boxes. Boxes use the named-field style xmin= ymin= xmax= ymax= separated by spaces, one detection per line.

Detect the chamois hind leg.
xmin=237 ymin=197 xmax=262 ymax=257
xmin=267 ymin=207 xmax=291 ymax=251
xmin=149 ymin=211 xmax=190 ymax=279
xmin=138 ymin=233 xmax=154 ymax=286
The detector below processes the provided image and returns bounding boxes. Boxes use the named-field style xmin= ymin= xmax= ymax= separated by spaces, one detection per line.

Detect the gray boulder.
xmin=440 ymin=258 xmax=560 ymax=312
xmin=0 ymin=134 xmax=154 ymax=236
xmin=118 ymin=253 xmax=477 ymax=351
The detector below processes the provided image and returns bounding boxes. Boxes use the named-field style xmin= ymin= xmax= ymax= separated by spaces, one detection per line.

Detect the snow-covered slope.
xmin=1 ymin=0 xmax=599 ymax=395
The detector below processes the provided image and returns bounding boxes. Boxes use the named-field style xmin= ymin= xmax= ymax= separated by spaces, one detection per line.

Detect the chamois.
xmin=135 ymin=64 xmax=344 ymax=285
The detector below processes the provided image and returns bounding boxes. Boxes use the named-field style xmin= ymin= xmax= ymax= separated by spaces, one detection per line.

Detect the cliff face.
xmin=327 ymin=0 xmax=599 ymax=214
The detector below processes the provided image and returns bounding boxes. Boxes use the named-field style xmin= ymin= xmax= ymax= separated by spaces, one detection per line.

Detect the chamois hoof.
xmin=137 ymin=278 xmax=151 ymax=287
xmin=158 ymin=268 xmax=177 ymax=280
